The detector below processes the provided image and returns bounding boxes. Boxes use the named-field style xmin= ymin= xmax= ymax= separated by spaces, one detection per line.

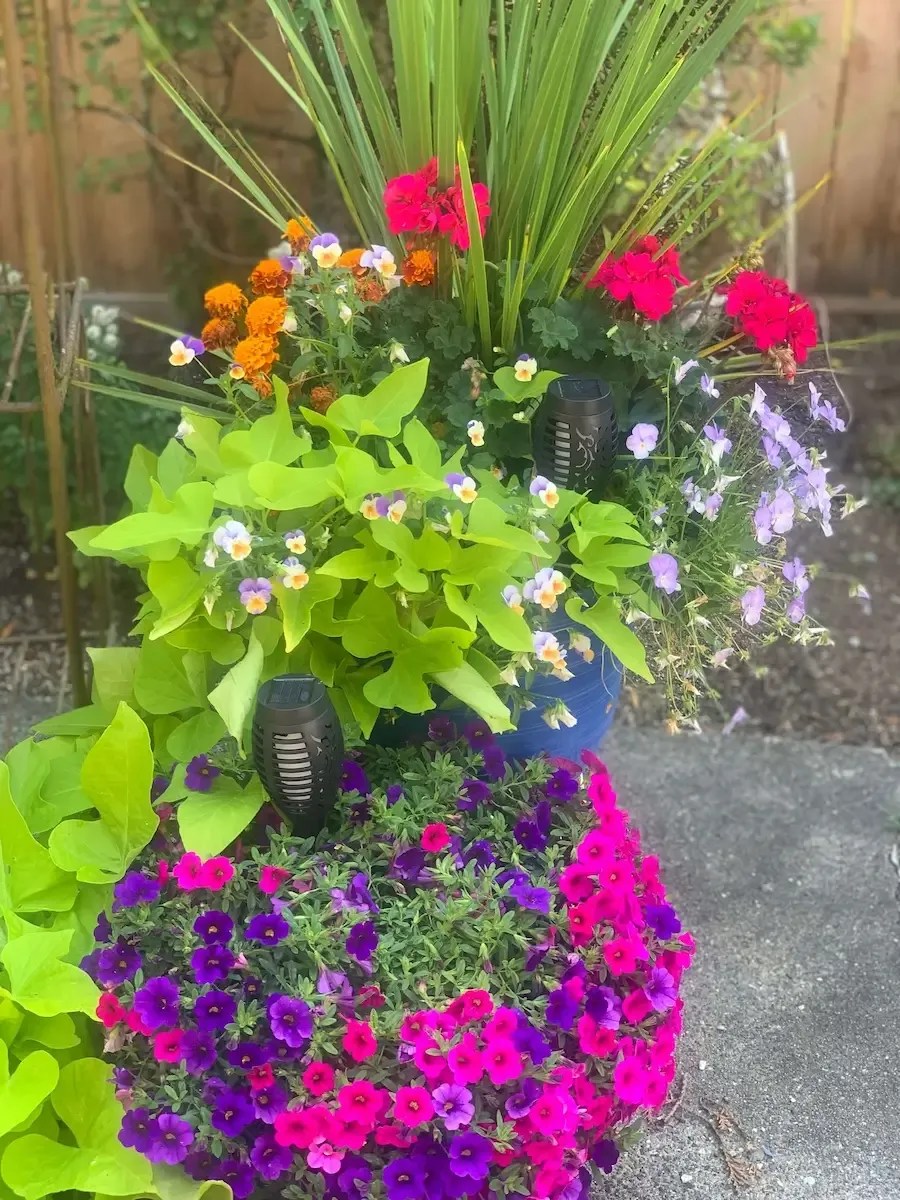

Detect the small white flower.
xmin=268 ymin=239 xmax=292 ymax=259
xmin=558 ymin=704 xmax=577 ymax=728
xmin=499 ymin=666 xmax=519 ymax=688
xmin=384 ymin=275 xmax=402 ymax=292
xmin=282 ymin=310 xmax=298 ymax=333
xmin=85 ymin=323 xmax=103 ymax=343
xmin=389 ymin=342 xmax=410 ymax=364
xmin=570 ymin=633 xmax=594 ymax=663
xmin=338 ymin=303 xmax=353 ymax=324
xmin=711 ymin=648 xmax=734 ymax=667
xmin=512 ymin=410 xmax=528 ymax=422
xmin=467 ymin=420 xmax=485 ymax=447
xmin=552 ymin=663 xmax=575 ymax=681
xmin=168 ymin=338 xmax=195 ymax=367
xmin=102 ymin=330 xmax=118 ymax=351
xmin=175 ymin=418 xmax=194 ymax=440
xmin=203 ymin=592 xmax=216 ymax=615
xmin=542 ymin=707 xmax=561 ymax=731
xmin=674 ymin=358 xmax=699 ymax=385
xmin=203 ymin=546 xmax=218 ymax=568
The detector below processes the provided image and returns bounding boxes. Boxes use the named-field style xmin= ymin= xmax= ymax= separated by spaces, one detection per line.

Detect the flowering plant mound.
xmin=95 ymin=736 xmax=693 ymax=1200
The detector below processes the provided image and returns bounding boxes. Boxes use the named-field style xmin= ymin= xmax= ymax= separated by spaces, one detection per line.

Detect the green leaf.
xmin=166 ymin=710 xmax=227 ymax=762
xmin=442 ymin=583 xmax=477 ymax=631
xmin=87 ymin=648 xmax=140 ymax=708
xmin=47 ymin=704 xmax=157 ymax=884
xmin=247 ymin=462 xmax=341 ymax=510
xmin=468 ymin=579 xmax=534 ymax=652
xmin=578 ymin=542 xmax=652 ymax=569
xmin=275 ymin=575 xmax=342 ymax=653
xmin=0 ymin=926 xmax=99 ymax=1018
xmin=167 ymin=624 xmax=246 ymax=667
xmin=0 ymin=1050 xmax=59 ymax=1139
xmin=363 ymin=630 xmax=465 ymax=714
xmin=178 ymin=775 xmax=266 ymax=857
xmin=134 ymin=641 xmax=205 ymax=715
xmin=326 ymin=358 xmax=429 ymax=437
xmin=297 ymin=405 xmax=352 ymax=447
xmin=147 ymin=1163 xmax=233 ymax=1200
xmin=181 ymin=412 xmax=226 ymax=478
xmin=50 ymin=882 xmax=111 ymax=968
xmin=0 ymin=764 xmax=76 ymax=914
xmin=156 ymin=439 xmax=197 ymax=498
xmin=462 ymin=498 xmax=548 ymax=556
xmin=33 ymin=706 xmax=112 ymax=737
xmin=341 ymin=584 xmax=405 ymax=657
xmin=29 ymin=745 xmax=90 ymax=836
xmin=147 ymin=559 xmax=206 ymax=640
xmin=219 ymin=378 xmax=311 ymax=468
xmin=208 ymin=632 xmax=264 ymax=748
xmin=87 ymin=482 xmax=215 ymax=552
xmin=403 ymin=418 xmax=443 ymax=477
xmin=492 ymin=366 xmax=561 ymax=403
xmin=565 ymin=595 xmax=653 ymax=682
xmin=13 ymin=1013 xmax=78 ymax=1052
xmin=431 ymin=660 xmax=514 ymax=732
xmin=123 ymin=445 xmax=157 ymax=510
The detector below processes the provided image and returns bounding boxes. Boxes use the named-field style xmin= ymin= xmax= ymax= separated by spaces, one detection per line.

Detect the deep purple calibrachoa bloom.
xmin=96 ymin=940 xmax=140 ymax=986
xmin=151 ymin=774 xmax=169 ymax=801
xmin=267 ymin=995 xmax=313 ymax=1047
xmin=427 ymin=714 xmax=456 ymax=743
xmin=510 ymin=880 xmax=551 ymax=914
xmin=546 ymin=767 xmax=579 ymax=800
xmin=114 ymin=871 xmax=160 ymax=908
xmin=193 ymin=910 xmax=234 ymax=945
xmin=340 ymin=760 xmax=371 ymax=796
xmin=513 ymin=818 xmax=547 ymax=852
xmin=462 ymin=720 xmax=494 ymax=749
xmin=264 ymin=1038 xmax=302 ymax=1063
xmin=194 ymin=990 xmax=236 ymax=1031
xmin=392 ymin=846 xmax=427 ymax=883
xmin=118 ymin=1108 xmax=158 ymax=1153
xmin=644 ymin=965 xmax=678 ymax=1012
xmin=113 ymin=1067 xmax=134 ymax=1089
xmin=505 ymin=1077 xmax=541 ymax=1120
xmin=339 ymin=1156 xmax=373 ymax=1195
xmin=448 ymin=1130 xmax=493 ymax=1180
xmin=463 ymin=839 xmax=496 ymax=871
xmin=251 ymin=1082 xmax=288 ymax=1124
xmin=218 ymin=1159 xmax=255 ymax=1200
xmin=181 ymin=1029 xmax=216 ymax=1075
xmin=347 ymin=873 xmax=378 ymax=913
xmin=645 ymin=902 xmax=682 ymax=940
xmin=147 ymin=1112 xmax=194 ymax=1165
xmin=481 ymin=743 xmax=507 ymax=781
xmin=386 ymin=784 xmax=405 ymax=806
xmin=346 ymin=919 xmax=379 ymax=963
xmin=249 ymin=1132 xmax=292 ymax=1181
xmin=457 ymin=778 xmax=491 ymax=811
xmin=227 ymin=1041 xmax=266 ymax=1070
xmin=245 ymin=911 xmax=290 ymax=945
xmin=545 ymin=987 xmax=579 ymax=1031
xmin=133 ymin=977 xmax=179 ymax=1029
xmin=93 ymin=911 xmax=112 ymax=943
xmin=191 ymin=944 xmax=235 ymax=985
xmin=184 ymin=754 xmax=220 ymax=793
xmin=211 ymin=1088 xmax=254 ymax=1137
xmin=585 ymin=985 xmax=622 ymax=1029
xmin=184 ymin=1149 xmax=217 ymax=1182
xmin=432 ymin=1083 xmax=475 ymax=1130
xmin=383 ymin=1155 xmax=426 ymax=1200
xmin=592 ymin=1138 xmax=620 ymax=1173
xmin=243 ymin=976 xmax=263 ymax=1000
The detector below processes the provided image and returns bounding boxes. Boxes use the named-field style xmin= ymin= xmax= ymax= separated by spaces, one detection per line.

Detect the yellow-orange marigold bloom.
xmin=250 ymin=259 xmax=291 ymax=296
xmin=204 ymin=282 xmax=246 ymax=318
xmin=250 ymin=374 xmax=274 ymax=399
xmin=354 ymin=277 xmax=386 ymax=304
xmin=246 ymin=296 xmax=288 ymax=338
xmin=309 ymin=384 xmax=337 ymax=413
xmin=402 ymin=249 xmax=436 ymax=287
xmin=233 ymin=335 xmax=278 ymax=376
xmin=201 ymin=317 xmax=238 ymax=351
xmin=337 ymin=248 xmax=367 ymax=277
xmin=284 ymin=216 xmax=315 ymax=253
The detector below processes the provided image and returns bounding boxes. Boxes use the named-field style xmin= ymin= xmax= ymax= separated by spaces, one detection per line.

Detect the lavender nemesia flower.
xmin=133 ymin=977 xmax=179 ymax=1030
xmin=185 ymin=754 xmax=220 ymax=793
xmin=649 ymin=553 xmax=680 ymax=594
xmin=625 ymin=422 xmax=658 ymax=460
xmin=114 ymin=871 xmax=160 ymax=908
xmin=268 ymin=994 xmax=313 ymax=1047
xmin=246 ymin=912 xmax=290 ymax=945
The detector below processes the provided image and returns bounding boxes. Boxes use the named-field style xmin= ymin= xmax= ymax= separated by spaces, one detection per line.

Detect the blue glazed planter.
xmin=370 ymin=607 xmax=623 ymax=760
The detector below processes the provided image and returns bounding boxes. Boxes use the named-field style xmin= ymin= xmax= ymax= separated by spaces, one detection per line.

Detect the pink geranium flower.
xmin=393 ymin=1085 xmax=435 ymax=1128
xmin=342 ymin=1020 xmax=377 ymax=1063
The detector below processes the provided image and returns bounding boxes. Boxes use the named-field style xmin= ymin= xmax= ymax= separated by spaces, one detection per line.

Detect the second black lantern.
xmin=531 ymin=375 xmax=618 ymax=496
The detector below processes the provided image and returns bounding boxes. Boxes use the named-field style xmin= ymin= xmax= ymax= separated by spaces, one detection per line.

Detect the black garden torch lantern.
xmin=252 ymin=674 xmax=344 ymax=837
xmin=531 ymin=375 xmax=618 ymax=496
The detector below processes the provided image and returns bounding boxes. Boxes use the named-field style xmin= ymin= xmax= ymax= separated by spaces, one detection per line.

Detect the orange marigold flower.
xmin=200 ymin=317 xmax=238 ymax=351
xmin=354 ymin=277 xmax=386 ymax=304
xmin=309 ymin=384 xmax=337 ymax=414
xmin=250 ymin=374 xmax=274 ymax=399
xmin=402 ymin=249 xmax=436 ymax=287
xmin=204 ymin=282 xmax=246 ymax=318
xmin=337 ymin=248 xmax=367 ymax=277
xmin=233 ymin=335 xmax=278 ymax=376
xmin=250 ymin=259 xmax=291 ymax=296
xmin=246 ymin=296 xmax=288 ymax=338
xmin=284 ymin=216 xmax=315 ymax=253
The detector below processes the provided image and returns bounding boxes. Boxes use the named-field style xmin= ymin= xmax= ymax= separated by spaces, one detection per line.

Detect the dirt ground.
xmin=1 ymin=316 xmax=898 ymax=754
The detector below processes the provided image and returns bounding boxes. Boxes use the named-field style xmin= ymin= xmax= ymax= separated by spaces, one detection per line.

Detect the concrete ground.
xmin=598 ymin=729 xmax=900 ymax=1200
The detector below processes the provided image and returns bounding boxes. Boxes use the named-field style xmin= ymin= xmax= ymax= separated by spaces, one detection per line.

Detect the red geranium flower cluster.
xmin=383 ymin=157 xmax=491 ymax=251
xmin=585 ymin=234 xmax=689 ymax=321
xmin=724 ymin=270 xmax=817 ymax=377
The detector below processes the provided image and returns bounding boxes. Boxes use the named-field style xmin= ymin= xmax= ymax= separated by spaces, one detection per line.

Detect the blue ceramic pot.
xmin=370 ymin=606 xmax=623 ymax=760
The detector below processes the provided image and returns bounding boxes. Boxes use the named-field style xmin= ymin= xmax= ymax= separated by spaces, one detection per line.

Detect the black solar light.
xmin=531 ymin=375 xmax=618 ymax=495
xmin=252 ymin=674 xmax=344 ymax=837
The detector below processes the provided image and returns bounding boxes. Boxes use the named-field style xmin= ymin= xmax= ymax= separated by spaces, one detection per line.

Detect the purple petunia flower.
xmin=645 ymin=902 xmax=682 ymax=940
xmin=347 ymin=873 xmax=379 ymax=913
xmin=264 ymin=1038 xmax=303 ymax=1064
xmin=346 ymin=920 xmax=379 ymax=963
xmin=545 ymin=986 xmax=580 ymax=1031
xmin=212 ymin=1088 xmax=255 ymax=1137
xmin=427 ymin=715 xmax=456 ymax=743
xmin=340 ymin=760 xmax=371 ymax=796
xmin=243 ymin=976 xmax=262 ymax=1000
xmin=649 ymin=553 xmax=680 ymax=595
xmin=147 ymin=1112 xmax=194 ymax=1165
xmin=338 ymin=1155 xmax=372 ymax=1196
xmin=383 ymin=1156 xmax=426 ymax=1200
xmin=514 ymin=818 xmax=547 ymax=852
xmin=433 ymin=1083 xmax=475 ymax=1131
xmin=252 ymin=1082 xmax=288 ymax=1124
xmin=182 ymin=1029 xmax=216 ymax=1075
xmin=246 ymin=912 xmax=290 ymax=945
xmin=114 ymin=871 xmax=160 ymax=908
xmin=392 ymin=847 xmax=427 ymax=883
xmin=386 ymin=784 xmax=405 ymax=806
xmin=185 ymin=754 xmax=220 ymax=793
xmin=448 ymin=1131 xmax=493 ymax=1181
xmin=218 ymin=1159 xmax=255 ymax=1200
xmin=505 ymin=1077 xmax=541 ymax=1120
xmin=510 ymin=880 xmax=551 ymax=914
xmin=113 ymin=1066 xmax=134 ymax=1089
xmin=476 ymin=743 xmax=505 ymax=782
xmin=524 ymin=933 xmax=554 ymax=973
xmin=268 ymin=994 xmax=313 ymax=1047
xmin=513 ymin=1015 xmax=553 ymax=1065
xmin=191 ymin=944 xmax=235 ymax=985
xmin=457 ymin=778 xmax=492 ymax=811
xmin=193 ymin=910 xmax=234 ymax=946
xmin=118 ymin=1107 xmax=158 ymax=1153
xmin=546 ymin=767 xmax=578 ymax=800
xmin=93 ymin=911 xmax=112 ymax=943
xmin=96 ymin=940 xmax=141 ymax=986
xmin=593 ymin=1138 xmax=620 ymax=1174
xmin=585 ymin=985 xmax=622 ymax=1029
xmin=249 ymin=1133 xmax=293 ymax=1181
xmin=133 ymin=977 xmax=179 ymax=1030
xmin=463 ymin=720 xmax=494 ymax=749
xmin=151 ymin=775 xmax=169 ymax=801
xmin=463 ymin=839 xmax=496 ymax=871
xmin=644 ymin=966 xmax=678 ymax=1012
xmin=183 ymin=1149 xmax=217 ymax=1182
xmin=317 ymin=966 xmax=352 ymax=999
xmin=194 ymin=990 xmax=236 ymax=1031
xmin=227 ymin=1042 xmax=266 ymax=1070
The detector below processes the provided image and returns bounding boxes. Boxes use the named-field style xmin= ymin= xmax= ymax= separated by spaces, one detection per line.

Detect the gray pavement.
xmin=597 ymin=729 xmax=900 ymax=1200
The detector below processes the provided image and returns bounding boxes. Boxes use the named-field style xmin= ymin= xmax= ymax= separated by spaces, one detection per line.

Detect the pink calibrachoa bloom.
xmin=302 ymin=1062 xmax=335 ymax=1097
xmin=447 ymin=1032 xmax=484 ymax=1084
xmin=306 ymin=1139 xmax=344 ymax=1174
xmin=577 ymin=1014 xmax=617 ymax=1058
xmin=559 ymin=862 xmax=596 ymax=902
xmin=413 ymin=1036 xmax=448 ymax=1081
xmin=576 ymin=829 xmax=616 ymax=871
xmin=172 ymin=852 xmax=205 ymax=891
xmin=483 ymin=1006 xmax=518 ymax=1041
xmin=201 ymin=857 xmax=234 ymax=890
xmin=337 ymin=1080 xmax=384 ymax=1126
xmin=454 ymin=989 xmax=494 ymax=1023
xmin=483 ymin=1038 xmax=523 ymax=1085
xmin=259 ymin=865 xmax=292 ymax=895
xmin=342 ymin=1020 xmax=377 ymax=1063
xmin=421 ymin=823 xmax=451 ymax=853
xmin=393 ymin=1085 xmax=435 ymax=1128
xmin=153 ymin=1029 xmax=183 ymax=1062
xmin=604 ymin=936 xmax=649 ymax=976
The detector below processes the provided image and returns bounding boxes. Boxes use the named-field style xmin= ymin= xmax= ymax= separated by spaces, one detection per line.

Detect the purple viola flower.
xmin=644 ymin=965 xmax=678 ymax=1012
xmin=585 ymin=985 xmax=622 ymax=1029
xmin=249 ymin=1132 xmax=293 ymax=1181
xmin=133 ymin=977 xmax=179 ymax=1030
xmin=181 ymin=334 xmax=206 ymax=357
xmin=96 ymin=940 xmax=141 ymax=986
xmin=114 ymin=871 xmax=160 ymax=908
xmin=194 ymin=990 xmax=236 ymax=1031
xmin=218 ymin=1159 xmax=255 ymax=1200
xmin=769 ymin=487 xmax=795 ymax=535
xmin=309 ymin=232 xmax=339 ymax=251
xmin=185 ymin=754 xmax=220 ymax=793
xmin=625 ymin=423 xmax=658 ymax=460
xmin=93 ymin=911 xmax=112 ymax=943
xmin=546 ymin=767 xmax=578 ymax=800
xmin=392 ymin=846 xmax=427 ymax=883
xmin=510 ymin=881 xmax=551 ymax=914
xmin=268 ymin=994 xmax=313 ymax=1047
xmin=193 ymin=911 xmax=234 ymax=946
xmin=463 ymin=719 xmax=494 ymax=749
xmin=182 ymin=1029 xmax=217 ymax=1075
xmin=761 ymin=435 xmax=783 ymax=469
xmin=433 ymin=1083 xmax=475 ymax=1131
xmin=227 ymin=1042 xmax=266 ymax=1070
xmin=645 ymin=902 xmax=682 ymax=940
xmin=147 ymin=1112 xmax=194 ymax=1165
xmin=211 ymin=1088 xmax=255 ymax=1137
xmin=505 ymin=1077 xmax=541 ymax=1120
xmin=448 ymin=1131 xmax=493 ymax=1181
xmin=386 ymin=784 xmax=405 ymax=806
xmin=457 ymin=778 xmax=492 ymax=811
xmin=700 ymin=374 xmax=720 ymax=399
xmin=252 ymin=1082 xmax=288 ymax=1124
xmin=462 ymin=839 xmax=495 ymax=871
xmin=113 ymin=1066 xmax=134 ymax=1089
xmin=514 ymin=819 xmax=547 ymax=851
xmin=191 ymin=944 xmax=235 ymax=985
xmin=782 ymin=556 xmax=809 ymax=594
xmin=118 ymin=1107 xmax=158 ymax=1153
xmin=787 ymin=593 xmax=806 ymax=623
xmin=481 ymin=743 xmax=507 ymax=781
xmin=758 ymin=404 xmax=791 ymax=445
xmin=346 ymin=919 xmax=379 ymax=963
xmin=741 ymin=584 xmax=766 ymax=627
xmin=427 ymin=715 xmax=456 ymax=743
xmin=702 ymin=421 xmax=731 ymax=464
xmin=702 ymin=492 xmax=723 ymax=521
xmin=340 ymin=760 xmax=371 ymax=796
xmin=151 ymin=775 xmax=169 ymax=801
xmin=545 ymin=986 xmax=579 ymax=1031
xmin=592 ymin=1138 xmax=620 ymax=1174
xmin=383 ymin=1156 xmax=426 ymax=1200
xmin=246 ymin=912 xmax=290 ymax=945
xmin=649 ymin=553 xmax=680 ymax=595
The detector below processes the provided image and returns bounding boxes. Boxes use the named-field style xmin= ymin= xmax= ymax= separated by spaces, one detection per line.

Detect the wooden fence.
xmin=2 ymin=0 xmax=900 ymax=298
